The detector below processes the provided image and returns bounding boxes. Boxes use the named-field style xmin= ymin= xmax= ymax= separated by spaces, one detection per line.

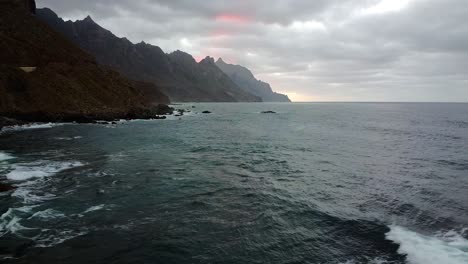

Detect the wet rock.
xmin=261 ymin=111 xmax=277 ymax=114
xmin=0 ymin=183 xmax=15 ymax=192
xmin=202 ymin=111 xmax=212 ymax=114
xmin=154 ymin=104 xmax=174 ymax=115
xmin=0 ymin=117 xmax=24 ymax=130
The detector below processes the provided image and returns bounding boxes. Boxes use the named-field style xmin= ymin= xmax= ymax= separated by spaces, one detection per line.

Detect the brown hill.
xmin=0 ymin=0 xmax=170 ymax=124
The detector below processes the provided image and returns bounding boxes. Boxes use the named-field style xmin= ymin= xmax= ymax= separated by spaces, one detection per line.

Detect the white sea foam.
xmin=0 ymin=204 xmax=84 ymax=248
xmin=6 ymin=161 xmax=84 ymax=181
xmin=1 ymin=123 xmax=64 ymax=133
xmin=0 ymin=152 xmax=15 ymax=162
xmin=0 ymin=206 xmax=37 ymax=236
xmin=54 ymin=136 xmax=82 ymax=141
xmin=12 ymin=185 xmax=56 ymax=204
xmin=35 ymin=229 xmax=88 ymax=248
xmin=83 ymin=204 xmax=106 ymax=214
xmin=386 ymin=225 xmax=468 ymax=264
xmin=340 ymin=259 xmax=390 ymax=264
xmin=29 ymin=209 xmax=66 ymax=220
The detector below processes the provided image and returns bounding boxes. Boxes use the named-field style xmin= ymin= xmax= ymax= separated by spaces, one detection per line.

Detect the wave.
xmin=340 ymin=259 xmax=393 ymax=264
xmin=53 ymin=136 xmax=82 ymax=141
xmin=6 ymin=161 xmax=84 ymax=181
xmin=0 ymin=152 xmax=15 ymax=162
xmin=82 ymin=204 xmax=106 ymax=214
xmin=0 ymin=206 xmax=37 ymax=237
xmin=386 ymin=225 xmax=468 ymax=264
xmin=0 ymin=157 xmax=88 ymax=250
xmin=35 ymin=229 xmax=88 ymax=248
xmin=0 ymin=123 xmax=64 ymax=134
xmin=0 ymin=206 xmax=86 ymax=247
xmin=29 ymin=209 xmax=66 ymax=220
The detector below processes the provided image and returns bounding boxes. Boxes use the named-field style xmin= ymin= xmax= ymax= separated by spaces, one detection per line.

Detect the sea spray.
xmin=386 ymin=225 xmax=468 ymax=264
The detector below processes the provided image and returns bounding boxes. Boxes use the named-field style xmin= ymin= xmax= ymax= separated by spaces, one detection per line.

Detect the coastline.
xmin=0 ymin=104 xmax=174 ymax=131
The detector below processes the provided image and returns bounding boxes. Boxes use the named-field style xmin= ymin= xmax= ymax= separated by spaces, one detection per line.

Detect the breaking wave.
xmin=0 ymin=158 xmax=86 ymax=249
xmin=0 ymin=152 xmax=15 ymax=162
xmin=6 ymin=161 xmax=84 ymax=181
xmin=386 ymin=225 xmax=468 ymax=264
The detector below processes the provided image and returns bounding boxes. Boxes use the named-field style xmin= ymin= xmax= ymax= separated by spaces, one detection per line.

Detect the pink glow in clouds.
xmin=215 ymin=14 xmax=251 ymax=24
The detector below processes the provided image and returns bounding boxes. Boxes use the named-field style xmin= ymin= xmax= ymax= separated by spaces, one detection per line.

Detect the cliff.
xmin=0 ymin=0 xmax=170 ymax=124
xmin=216 ymin=58 xmax=291 ymax=102
xmin=36 ymin=8 xmax=261 ymax=102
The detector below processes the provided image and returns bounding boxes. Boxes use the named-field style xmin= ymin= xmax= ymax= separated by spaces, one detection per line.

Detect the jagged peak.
xmin=168 ymin=50 xmax=197 ymax=64
xmin=200 ymin=56 xmax=215 ymax=64
xmin=216 ymin=57 xmax=226 ymax=64
xmin=171 ymin=49 xmax=189 ymax=55
xmin=83 ymin=15 xmax=95 ymax=23
xmin=170 ymin=50 xmax=194 ymax=59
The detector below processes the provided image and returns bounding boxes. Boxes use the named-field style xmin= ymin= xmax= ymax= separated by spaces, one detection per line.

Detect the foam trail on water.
xmin=386 ymin=225 xmax=468 ymax=264
xmin=6 ymin=161 xmax=84 ymax=181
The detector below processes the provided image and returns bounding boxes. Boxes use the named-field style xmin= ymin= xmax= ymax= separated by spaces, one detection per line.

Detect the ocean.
xmin=0 ymin=103 xmax=467 ymax=264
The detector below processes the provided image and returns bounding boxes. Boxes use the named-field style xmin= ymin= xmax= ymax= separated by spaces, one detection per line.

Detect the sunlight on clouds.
xmin=362 ymin=0 xmax=412 ymax=14
xmin=180 ymin=38 xmax=193 ymax=48
xmin=290 ymin=20 xmax=327 ymax=32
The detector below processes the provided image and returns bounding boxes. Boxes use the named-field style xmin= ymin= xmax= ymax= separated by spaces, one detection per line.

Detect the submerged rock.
xmin=0 ymin=182 xmax=15 ymax=192
xmin=261 ymin=111 xmax=277 ymax=114
xmin=202 ymin=111 xmax=212 ymax=114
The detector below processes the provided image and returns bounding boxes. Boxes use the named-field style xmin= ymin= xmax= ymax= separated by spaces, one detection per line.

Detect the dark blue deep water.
xmin=1 ymin=103 xmax=467 ymax=264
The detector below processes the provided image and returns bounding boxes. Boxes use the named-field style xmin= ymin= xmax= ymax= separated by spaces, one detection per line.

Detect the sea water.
xmin=0 ymin=103 xmax=467 ymax=263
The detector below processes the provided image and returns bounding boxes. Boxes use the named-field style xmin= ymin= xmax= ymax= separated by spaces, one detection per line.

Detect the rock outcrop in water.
xmin=216 ymin=58 xmax=291 ymax=102
xmin=36 ymin=8 xmax=261 ymax=103
xmin=0 ymin=0 xmax=171 ymax=126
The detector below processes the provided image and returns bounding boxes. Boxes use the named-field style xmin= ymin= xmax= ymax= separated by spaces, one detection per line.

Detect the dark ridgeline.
xmin=36 ymin=8 xmax=262 ymax=103
xmin=0 ymin=0 xmax=171 ymax=126
xmin=216 ymin=58 xmax=291 ymax=102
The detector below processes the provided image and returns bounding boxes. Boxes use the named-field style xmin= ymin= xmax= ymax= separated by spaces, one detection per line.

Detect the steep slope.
xmin=36 ymin=8 xmax=261 ymax=102
xmin=216 ymin=58 xmax=291 ymax=102
xmin=0 ymin=0 xmax=169 ymax=123
xmin=169 ymin=53 xmax=261 ymax=102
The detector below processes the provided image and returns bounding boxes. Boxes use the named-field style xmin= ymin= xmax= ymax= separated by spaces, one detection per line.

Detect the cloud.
xmin=37 ymin=0 xmax=468 ymax=101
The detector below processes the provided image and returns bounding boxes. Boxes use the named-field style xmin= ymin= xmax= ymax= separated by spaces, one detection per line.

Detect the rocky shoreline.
xmin=0 ymin=104 xmax=174 ymax=131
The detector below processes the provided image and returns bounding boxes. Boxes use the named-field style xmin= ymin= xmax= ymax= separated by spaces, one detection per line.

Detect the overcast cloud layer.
xmin=38 ymin=0 xmax=468 ymax=102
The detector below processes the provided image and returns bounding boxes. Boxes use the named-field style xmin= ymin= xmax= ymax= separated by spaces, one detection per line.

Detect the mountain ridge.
xmin=216 ymin=59 xmax=291 ymax=102
xmin=0 ymin=0 xmax=170 ymax=125
xmin=36 ymin=8 xmax=261 ymax=103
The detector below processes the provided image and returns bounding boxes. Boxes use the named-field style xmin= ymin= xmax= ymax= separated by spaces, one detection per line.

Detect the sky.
xmin=37 ymin=0 xmax=468 ymax=102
